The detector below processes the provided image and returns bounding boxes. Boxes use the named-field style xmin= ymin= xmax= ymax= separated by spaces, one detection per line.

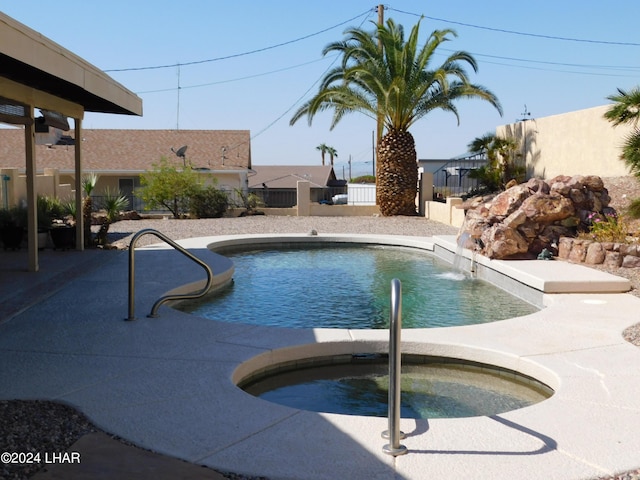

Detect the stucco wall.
xmin=497 ymin=105 xmax=633 ymax=180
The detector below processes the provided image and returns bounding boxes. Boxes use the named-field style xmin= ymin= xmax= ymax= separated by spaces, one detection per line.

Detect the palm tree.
xmin=468 ymin=133 xmax=495 ymax=159
xmin=604 ymin=86 xmax=640 ymax=218
xmin=604 ymin=87 xmax=640 ymax=177
xmin=326 ymin=146 xmax=338 ymax=167
xmin=316 ymin=143 xmax=329 ymax=166
xmin=468 ymin=133 xmax=522 ymax=191
xmin=290 ymin=18 xmax=502 ymax=215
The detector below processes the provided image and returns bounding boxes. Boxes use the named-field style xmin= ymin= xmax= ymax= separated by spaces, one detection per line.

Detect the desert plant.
xmin=37 ymin=195 xmax=65 ymax=231
xmin=351 ymin=175 xmax=375 ymax=184
xmin=137 ymin=157 xmax=202 ymax=218
xmin=581 ymin=211 xmax=631 ymax=243
xmin=604 ymin=87 xmax=640 ymax=178
xmin=94 ymin=188 xmax=129 ymax=246
xmin=604 ymin=87 xmax=640 ymax=219
xmin=189 ymin=186 xmax=229 ymax=218
xmin=467 ymin=133 xmax=523 ymax=192
xmin=234 ymin=188 xmax=264 ymax=216
xmin=628 ymin=198 xmax=640 ymax=219
xmin=0 ymin=205 xmax=27 ymax=249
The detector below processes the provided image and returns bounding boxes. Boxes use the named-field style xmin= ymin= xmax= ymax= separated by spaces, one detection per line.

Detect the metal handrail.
xmin=382 ymin=278 xmax=408 ymax=456
xmin=126 ymin=228 xmax=213 ymax=321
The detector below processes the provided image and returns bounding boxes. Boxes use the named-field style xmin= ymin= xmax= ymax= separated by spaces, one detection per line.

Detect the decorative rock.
xmin=457 ymin=174 xmax=640 ymax=264
xmin=525 ymin=177 xmax=550 ymax=194
xmin=622 ymin=255 xmax=640 ymax=268
xmin=488 ymin=184 xmax=531 ymax=217
xmin=521 ymin=194 xmax=575 ymax=223
xmin=582 ymin=175 xmax=605 ymax=191
xmin=557 ymin=237 xmax=574 ymax=259
xmin=568 ymin=240 xmax=590 ymax=263
xmin=604 ymin=251 xmax=623 ymax=268
xmin=621 ymin=244 xmax=640 ymax=256
xmin=481 ymin=224 xmax=529 ymax=259
xmin=503 ymin=208 xmax=527 ymax=228
xmin=585 ymin=242 xmax=606 ymax=265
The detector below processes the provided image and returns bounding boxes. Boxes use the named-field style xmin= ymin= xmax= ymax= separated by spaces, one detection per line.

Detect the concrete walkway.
xmin=1 ymin=234 xmax=640 ymax=480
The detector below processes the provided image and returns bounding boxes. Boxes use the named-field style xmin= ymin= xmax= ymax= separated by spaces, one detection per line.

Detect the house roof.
xmin=248 ymin=165 xmax=337 ymax=189
xmin=0 ymin=128 xmax=251 ymax=173
xmin=0 ymin=12 xmax=142 ymax=116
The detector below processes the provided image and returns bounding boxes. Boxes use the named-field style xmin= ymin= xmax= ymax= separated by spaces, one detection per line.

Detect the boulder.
xmin=481 ymin=224 xmax=529 ymax=259
xmin=521 ymin=194 xmax=575 ymax=223
xmin=488 ymin=184 xmax=531 ymax=217
xmin=458 ymin=175 xmax=614 ymax=260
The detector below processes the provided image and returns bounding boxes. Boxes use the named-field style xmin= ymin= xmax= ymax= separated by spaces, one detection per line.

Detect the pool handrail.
xmin=382 ymin=278 xmax=408 ymax=456
xmin=126 ymin=228 xmax=214 ymax=321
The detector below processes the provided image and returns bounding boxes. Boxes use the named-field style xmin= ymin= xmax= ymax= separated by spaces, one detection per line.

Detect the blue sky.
xmin=2 ymin=1 xmax=639 ymax=178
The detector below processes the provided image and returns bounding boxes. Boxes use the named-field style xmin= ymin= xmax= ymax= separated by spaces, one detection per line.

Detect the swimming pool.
xmin=178 ymin=244 xmax=538 ymax=329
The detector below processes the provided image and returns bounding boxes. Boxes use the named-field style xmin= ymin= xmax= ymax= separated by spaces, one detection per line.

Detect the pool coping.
xmin=1 ymin=233 xmax=640 ymax=480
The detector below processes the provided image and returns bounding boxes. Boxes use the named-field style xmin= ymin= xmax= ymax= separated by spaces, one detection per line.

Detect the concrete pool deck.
xmin=1 ymin=233 xmax=640 ymax=480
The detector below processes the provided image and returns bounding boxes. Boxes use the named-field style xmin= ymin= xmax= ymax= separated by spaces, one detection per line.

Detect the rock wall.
xmin=558 ymin=238 xmax=640 ymax=268
xmin=458 ymin=175 xmax=614 ymax=260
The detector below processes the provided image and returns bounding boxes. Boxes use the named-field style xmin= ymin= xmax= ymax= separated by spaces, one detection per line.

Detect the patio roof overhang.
xmin=0 ymin=12 xmax=142 ymax=272
xmin=0 ymin=12 xmax=142 ymax=117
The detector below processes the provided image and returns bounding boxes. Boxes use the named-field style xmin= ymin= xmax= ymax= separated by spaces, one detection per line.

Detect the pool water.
xmin=241 ymin=358 xmax=552 ymax=418
xmin=178 ymin=245 xmax=538 ymax=329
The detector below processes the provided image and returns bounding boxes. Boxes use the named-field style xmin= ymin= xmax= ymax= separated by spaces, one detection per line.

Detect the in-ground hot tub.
xmin=234 ymin=345 xmax=556 ymax=419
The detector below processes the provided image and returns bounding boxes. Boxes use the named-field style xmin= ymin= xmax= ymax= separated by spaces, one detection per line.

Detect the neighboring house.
xmin=497 ymin=104 xmax=633 ymax=180
xmin=248 ymin=165 xmax=345 ymax=207
xmin=0 ymin=127 xmax=252 ymax=210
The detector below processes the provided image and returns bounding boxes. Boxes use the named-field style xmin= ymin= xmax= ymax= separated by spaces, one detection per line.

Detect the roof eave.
xmin=0 ymin=13 xmax=142 ymax=116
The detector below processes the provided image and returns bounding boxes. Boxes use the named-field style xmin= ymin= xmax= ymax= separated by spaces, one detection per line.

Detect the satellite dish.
xmin=171 ymin=145 xmax=188 ymax=158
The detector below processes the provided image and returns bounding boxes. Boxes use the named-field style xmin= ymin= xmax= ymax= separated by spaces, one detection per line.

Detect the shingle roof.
xmin=0 ymin=128 xmax=251 ymax=172
xmin=248 ymin=165 xmax=336 ymax=189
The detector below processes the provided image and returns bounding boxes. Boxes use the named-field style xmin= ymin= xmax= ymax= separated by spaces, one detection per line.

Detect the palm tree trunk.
xmin=376 ymin=129 xmax=418 ymax=216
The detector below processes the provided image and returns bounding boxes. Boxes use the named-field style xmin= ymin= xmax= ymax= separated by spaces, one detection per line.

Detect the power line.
xmin=104 ymin=8 xmax=374 ymax=73
xmin=388 ymin=6 xmax=640 ymax=47
xmin=229 ymin=10 xmax=375 ymax=152
xmin=136 ymin=56 xmax=335 ymax=95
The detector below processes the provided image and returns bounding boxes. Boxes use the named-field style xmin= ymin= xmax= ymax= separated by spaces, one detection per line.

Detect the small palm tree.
xmin=316 ymin=143 xmax=329 ymax=166
xmin=82 ymin=173 xmax=98 ymax=247
xmin=468 ymin=133 xmax=522 ymax=192
xmin=94 ymin=188 xmax=128 ymax=246
xmin=604 ymin=86 xmax=640 ymax=219
xmin=291 ymin=18 xmax=502 ymax=215
xmin=604 ymin=87 xmax=640 ymax=177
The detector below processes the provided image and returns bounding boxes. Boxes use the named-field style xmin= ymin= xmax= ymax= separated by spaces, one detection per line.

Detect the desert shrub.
xmin=350 ymin=175 xmax=375 ymax=184
xmin=627 ymin=197 xmax=640 ymax=220
xmin=189 ymin=186 xmax=229 ymax=218
xmin=581 ymin=211 xmax=631 ymax=243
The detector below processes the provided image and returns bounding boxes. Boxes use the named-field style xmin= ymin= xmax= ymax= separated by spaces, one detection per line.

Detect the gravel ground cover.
xmin=3 ymin=175 xmax=640 ymax=480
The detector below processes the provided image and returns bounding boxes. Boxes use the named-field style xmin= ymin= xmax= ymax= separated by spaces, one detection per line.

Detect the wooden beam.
xmin=74 ymin=118 xmax=84 ymax=251
xmin=24 ymin=104 xmax=38 ymax=272
xmin=0 ymin=76 xmax=84 ymax=119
